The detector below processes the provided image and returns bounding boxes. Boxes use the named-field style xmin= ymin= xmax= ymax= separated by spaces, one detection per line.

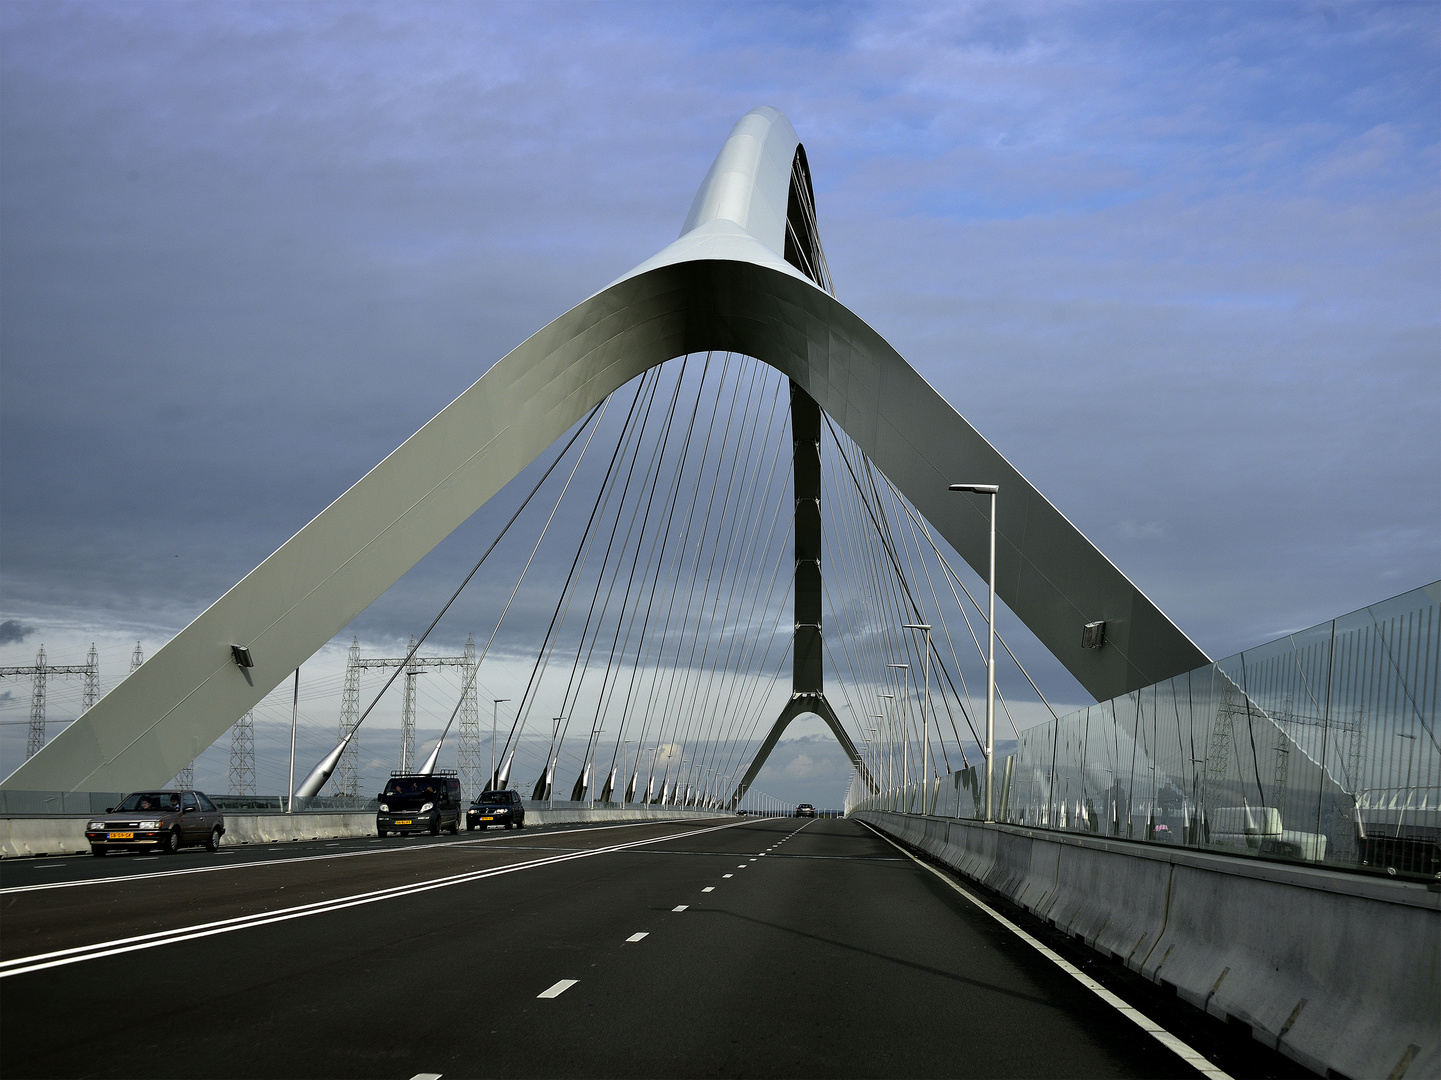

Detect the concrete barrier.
xmin=856 ymin=810 xmax=1440 ymax=1080
xmin=2 ymin=807 xmax=729 ymax=859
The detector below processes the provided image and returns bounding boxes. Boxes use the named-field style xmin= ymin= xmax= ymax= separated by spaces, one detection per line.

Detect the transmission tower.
xmin=457 ymin=634 xmax=481 ymax=803
xmin=400 ymin=636 xmax=419 ymax=773
xmin=83 ymin=643 xmax=99 ymax=711
xmin=330 ymin=637 xmax=474 ymax=792
xmin=228 ymin=711 xmax=256 ymax=795
xmin=28 ymin=646 xmax=46 ymax=759
xmin=130 ymin=641 xmax=144 ymax=674
xmin=0 ymin=644 xmax=100 ymax=759
xmin=334 ymin=637 xmax=363 ymax=798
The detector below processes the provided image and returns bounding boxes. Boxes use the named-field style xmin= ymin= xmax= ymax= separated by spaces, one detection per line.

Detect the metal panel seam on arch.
xmin=1 ymin=106 xmax=1209 ymax=794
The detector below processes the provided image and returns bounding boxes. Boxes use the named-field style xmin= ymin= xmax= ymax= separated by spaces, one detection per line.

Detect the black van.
xmin=377 ymin=772 xmax=463 ymax=836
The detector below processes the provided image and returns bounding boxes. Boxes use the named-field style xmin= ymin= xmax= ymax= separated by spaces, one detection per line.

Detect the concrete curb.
xmin=1 ymin=808 xmax=729 ymax=858
xmin=856 ymin=810 xmax=1440 ymax=1080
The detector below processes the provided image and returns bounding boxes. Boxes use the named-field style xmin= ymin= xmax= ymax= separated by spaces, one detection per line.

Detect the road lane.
xmin=0 ymin=819 xmax=741 ymax=964
xmin=1 ymin=817 xmax=1251 ymax=1078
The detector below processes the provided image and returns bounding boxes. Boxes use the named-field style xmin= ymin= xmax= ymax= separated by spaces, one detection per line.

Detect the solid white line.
xmin=625 ymin=932 xmax=649 ymax=943
xmin=0 ymin=818 xmax=703 ymax=896
xmin=0 ymin=819 xmax=757 ymax=977
xmin=672 ymin=905 xmax=688 ymax=912
xmin=702 ymin=886 xmax=714 ymax=892
xmin=857 ymin=821 xmax=1234 ymax=1080
xmin=537 ymin=979 xmax=577 ymax=999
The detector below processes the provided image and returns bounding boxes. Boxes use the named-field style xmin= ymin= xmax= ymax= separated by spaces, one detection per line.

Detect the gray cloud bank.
xmin=2 ymin=3 xmax=1435 ymax=712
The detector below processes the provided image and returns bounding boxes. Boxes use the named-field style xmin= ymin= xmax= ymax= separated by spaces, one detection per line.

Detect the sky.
xmin=1 ymin=1 xmax=1437 ymax=805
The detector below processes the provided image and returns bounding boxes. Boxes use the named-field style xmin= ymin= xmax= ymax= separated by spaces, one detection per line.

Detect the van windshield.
xmin=384 ymin=779 xmax=440 ymax=798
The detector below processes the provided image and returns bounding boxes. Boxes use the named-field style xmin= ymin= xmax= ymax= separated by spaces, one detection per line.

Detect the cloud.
xmin=0 ymin=2 xmax=1434 ymax=786
xmin=784 ymin=753 xmax=819 ymax=779
xmin=1113 ymin=520 xmax=1166 ymax=541
xmin=0 ymin=621 xmax=35 ymax=646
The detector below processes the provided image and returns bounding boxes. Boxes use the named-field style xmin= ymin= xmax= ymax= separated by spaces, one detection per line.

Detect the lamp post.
xmin=887 ymin=663 xmax=910 ymax=808
xmin=879 ymin=693 xmax=895 ymax=809
xmin=491 ymin=699 xmax=510 ymax=793
xmin=903 ymin=624 xmax=932 ymax=814
xmin=950 ymin=483 xmax=999 ymax=821
xmin=869 ymin=717 xmax=883 ymax=806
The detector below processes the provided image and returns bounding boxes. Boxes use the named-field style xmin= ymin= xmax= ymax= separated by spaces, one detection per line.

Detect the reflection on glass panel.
xmin=849 ymin=583 xmax=1440 ymax=881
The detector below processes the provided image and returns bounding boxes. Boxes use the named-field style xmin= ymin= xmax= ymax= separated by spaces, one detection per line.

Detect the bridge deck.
xmin=0 ymin=817 xmax=1300 ymax=1078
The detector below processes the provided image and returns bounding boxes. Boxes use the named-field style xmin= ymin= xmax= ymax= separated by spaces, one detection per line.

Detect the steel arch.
xmin=3 ymin=107 xmax=1206 ymax=793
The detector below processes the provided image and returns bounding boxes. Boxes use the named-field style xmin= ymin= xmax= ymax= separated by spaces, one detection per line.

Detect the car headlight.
xmin=138 ymin=820 xmax=161 ymax=829
xmin=88 ymin=821 xmax=104 ymax=831
xmin=421 ymin=802 xmax=434 ymax=812
xmin=379 ymin=803 xmax=388 ymax=811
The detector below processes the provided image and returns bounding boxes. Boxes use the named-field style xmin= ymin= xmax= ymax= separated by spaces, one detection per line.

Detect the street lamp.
xmin=888 ymin=663 xmax=910 ymax=808
xmin=491 ymin=699 xmax=510 ymax=794
xmin=950 ymin=483 xmax=999 ymax=821
xmin=879 ymin=693 xmax=895 ymax=809
xmin=903 ymin=624 xmax=932 ymax=815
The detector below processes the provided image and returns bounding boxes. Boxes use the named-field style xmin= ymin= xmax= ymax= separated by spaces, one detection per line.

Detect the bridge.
xmin=1 ymin=109 xmax=1436 ymax=1080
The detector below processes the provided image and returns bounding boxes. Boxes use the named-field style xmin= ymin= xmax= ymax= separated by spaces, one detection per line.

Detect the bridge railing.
xmin=850 ymin=581 xmax=1440 ymax=880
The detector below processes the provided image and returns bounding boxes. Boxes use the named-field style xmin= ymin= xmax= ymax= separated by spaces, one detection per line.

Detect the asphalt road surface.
xmin=0 ymin=816 xmax=1308 ymax=1079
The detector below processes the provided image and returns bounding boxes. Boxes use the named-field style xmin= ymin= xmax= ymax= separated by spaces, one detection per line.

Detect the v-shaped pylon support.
xmin=726 ymin=379 xmax=878 ymax=808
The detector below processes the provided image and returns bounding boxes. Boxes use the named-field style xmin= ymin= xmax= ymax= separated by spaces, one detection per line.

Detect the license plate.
xmin=481 ymin=816 xmax=494 ymax=821
xmin=108 ymin=832 xmax=134 ymax=840
xmin=395 ymin=819 xmax=412 ymax=825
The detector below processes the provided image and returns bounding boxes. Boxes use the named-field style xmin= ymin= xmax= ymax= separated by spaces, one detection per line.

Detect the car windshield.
xmin=115 ymin=793 xmax=175 ymax=813
xmin=475 ymin=791 xmax=511 ymax=804
xmin=384 ymin=779 xmax=439 ymax=798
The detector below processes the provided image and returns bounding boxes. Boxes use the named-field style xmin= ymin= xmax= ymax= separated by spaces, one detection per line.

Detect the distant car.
xmin=85 ymin=790 xmax=225 ymax=856
xmin=468 ymin=789 xmax=526 ymax=830
xmin=795 ymin=803 xmax=816 ymax=817
xmin=377 ymin=773 xmax=463 ymax=836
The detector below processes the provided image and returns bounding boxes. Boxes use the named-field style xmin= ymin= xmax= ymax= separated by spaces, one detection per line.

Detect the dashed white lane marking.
xmin=737 ymin=864 xmax=747 ymax=869
xmin=857 ymin=821 xmax=1235 ymax=1080
xmin=410 ymin=1072 xmax=442 ymax=1080
xmin=626 ymin=932 xmax=649 ymax=943
xmin=723 ymin=873 xmax=733 ymax=878
xmin=537 ymin=979 xmax=577 ymax=999
xmin=0 ymin=819 xmax=761 ymax=977
xmin=702 ymin=886 xmax=715 ymax=892
xmin=672 ymin=904 xmax=689 ymax=912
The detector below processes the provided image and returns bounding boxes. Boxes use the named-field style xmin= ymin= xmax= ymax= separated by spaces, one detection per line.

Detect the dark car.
xmin=377 ymin=772 xmax=463 ymax=836
xmin=85 ymin=790 xmax=225 ymax=856
xmin=467 ymin=789 xmax=526 ymax=831
xmin=795 ymin=803 xmax=816 ymax=817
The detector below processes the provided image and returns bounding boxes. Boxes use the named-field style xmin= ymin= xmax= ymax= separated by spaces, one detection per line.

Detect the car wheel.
xmin=517 ymin=819 xmax=525 ymax=830
xmin=429 ymin=817 xmax=440 ymax=836
xmin=448 ymin=819 xmax=460 ymax=835
xmin=206 ymin=827 xmax=223 ymax=853
xmin=505 ymin=821 xmax=515 ymax=830
xmin=161 ymin=828 xmax=180 ymax=855
xmin=90 ymin=846 xmax=107 ymax=857
xmin=377 ymin=828 xmax=387 ymax=838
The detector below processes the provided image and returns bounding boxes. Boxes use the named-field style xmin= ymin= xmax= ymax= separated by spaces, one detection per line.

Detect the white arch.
xmin=3 ymin=107 xmax=1207 ymax=794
